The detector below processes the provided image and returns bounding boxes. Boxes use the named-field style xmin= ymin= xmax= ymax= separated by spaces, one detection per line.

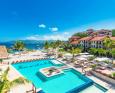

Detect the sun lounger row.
xmin=11 ymin=58 xmax=48 ymax=64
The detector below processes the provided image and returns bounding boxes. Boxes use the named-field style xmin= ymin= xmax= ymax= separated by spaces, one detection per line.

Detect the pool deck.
xmin=4 ymin=64 xmax=34 ymax=93
xmin=58 ymin=60 xmax=115 ymax=93
xmin=72 ymin=67 xmax=115 ymax=93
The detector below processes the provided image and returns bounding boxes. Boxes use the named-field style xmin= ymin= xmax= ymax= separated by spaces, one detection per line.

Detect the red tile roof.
xmin=90 ymin=36 xmax=106 ymax=41
xmin=70 ymin=41 xmax=79 ymax=45
xmin=79 ymin=37 xmax=93 ymax=41
xmin=110 ymin=37 xmax=115 ymax=40
xmin=69 ymin=36 xmax=114 ymax=44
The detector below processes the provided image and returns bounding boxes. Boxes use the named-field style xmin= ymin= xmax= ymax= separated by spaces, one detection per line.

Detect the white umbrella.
xmin=94 ymin=57 xmax=110 ymax=62
xmin=79 ymin=52 xmax=89 ymax=55
xmin=64 ymin=53 xmax=72 ymax=58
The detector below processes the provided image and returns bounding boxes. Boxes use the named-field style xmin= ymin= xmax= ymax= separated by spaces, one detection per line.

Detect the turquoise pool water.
xmin=12 ymin=59 xmax=106 ymax=93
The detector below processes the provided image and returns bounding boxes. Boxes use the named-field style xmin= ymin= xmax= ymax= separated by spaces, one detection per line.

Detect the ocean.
xmin=0 ymin=40 xmax=45 ymax=50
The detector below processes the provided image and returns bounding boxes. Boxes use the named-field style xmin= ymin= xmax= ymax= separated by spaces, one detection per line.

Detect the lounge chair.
xmin=98 ymin=66 xmax=106 ymax=70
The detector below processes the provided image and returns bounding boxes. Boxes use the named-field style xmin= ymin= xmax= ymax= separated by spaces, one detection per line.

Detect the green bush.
xmin=0 ymin=59 xmax=3 ymax=63
xmin=112 ymin=29 xmax=115 ymax=36
xmin=91 ymin=64 xmax=97 ymax=70
xmin=88 ymin=56 xmax=95 ymax=61
xmin=112 ymin=72 xmax=115 ymax=78
xmin=103 ymin=60 xmax=110 ymax=64
xmin=73 ymin=32 xmax=88 ymax=38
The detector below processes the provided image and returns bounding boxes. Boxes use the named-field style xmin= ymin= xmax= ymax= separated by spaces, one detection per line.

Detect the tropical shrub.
xmin=111 ymin=48 xmax=115 ymax=58
xmin=0 ymin=59 xmax=3 ymax=63
xmin=88 ymin=56 xmax=95 ymax=61
xmin=89 ymin=48 xmax=97 ymax=55
xmin=112 ymin=72 xmax=115 ymax=78
xmin=91 ymin=64 xmax=97 ymax=70
xmin=103 ymin=60 xmax=110 ymax=64
xmin=112 ymin=29 xmax=115 ymax=36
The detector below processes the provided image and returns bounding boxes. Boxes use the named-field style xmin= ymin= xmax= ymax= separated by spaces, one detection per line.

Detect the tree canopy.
xmin=112 ymin=29 xmax=115 ymax=36
xmin=13 ymin=41 xmax=25 ymax=51
xmin=73 ymin=32 xmax=88 ymax=38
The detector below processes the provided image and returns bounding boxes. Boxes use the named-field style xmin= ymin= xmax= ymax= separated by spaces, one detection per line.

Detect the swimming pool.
xmin=12 ymin=59 xmax=107 ymax=93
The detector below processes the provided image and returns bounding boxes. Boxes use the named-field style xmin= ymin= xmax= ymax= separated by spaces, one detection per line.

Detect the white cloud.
xmin=43 ymin=35 xmax=64 ymax=40
xmin=25 ymin=32 xmax=71 ymax=41
xmin=49 ymin=27 xmax=58 ymax=32
xmin=25 ymin=35 xmax=40 ymax=40
xmin=38 ymin=24 xmax=46 ymax=28
xmin=63 ymin=32 xmax=69 ymax=35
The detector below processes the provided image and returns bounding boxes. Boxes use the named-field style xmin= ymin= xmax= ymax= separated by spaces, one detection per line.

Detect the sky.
xmin=0 ymin=0 xmax=115 ymax=41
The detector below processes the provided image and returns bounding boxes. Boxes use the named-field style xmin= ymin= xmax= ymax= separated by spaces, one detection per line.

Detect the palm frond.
xmin=0 ymin=80 xmax=11 ymax=93
xmin=10 ymin=77 xmax=30 ymax=87
xmin=1 ymin=67 xmax=10 ymax=81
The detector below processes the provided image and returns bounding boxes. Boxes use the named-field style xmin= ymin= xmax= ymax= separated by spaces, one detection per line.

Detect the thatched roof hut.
xmin=0 ymin=46 xmax=8 ymax=59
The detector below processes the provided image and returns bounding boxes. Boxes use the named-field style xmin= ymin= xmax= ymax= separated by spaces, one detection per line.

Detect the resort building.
xmin=0 ymin=46 xmax=8 ymax=59
xmin=70 ymin=36 xmax=115 ymax=49
xmin=79 ymin=36 xmax=93 ymax=48
xmin=86 ymin=29 xmax=112 ymax=36
xmin=90 ymin=36 xmax=106 ymax=48
xmin=69 ymin=36 xmax=81 ymax=45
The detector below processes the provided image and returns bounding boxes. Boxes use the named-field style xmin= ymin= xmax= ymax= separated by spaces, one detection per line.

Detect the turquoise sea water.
xmin=12 ymin=60 xmax=107 ymax=93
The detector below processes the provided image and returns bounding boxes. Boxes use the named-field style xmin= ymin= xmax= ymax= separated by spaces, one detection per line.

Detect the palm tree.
xmin=111 ymin=40 xmax=115 ymax=48
xmin=58 ymin=48 xmax=65 ymax=58
xmin=0 ymin=67 xmax=30 ymax=93
xmin=103 ymin=37 xmax=115 ymax=57
xmin=61 ymin=43 xmax=72 ymax=51
xmin=97 ymin=48 xmax=105 ymax=57
xmin=89 ymin=48 xmax=97 ymax=56
xmin=13 ymin=41 xmax=25 ymax=51
xmin=44 ymin=41 xmax=50 ymax=54
xmin=49 ymin=40 xmax=63 ymax=58
xmin=103 ymin=37 xmax=113 ymax=50
xmin=68 ymin=47 xmax=81 ymax=62
xmin=55 ymin=40 xmax=62 ymax=47
xmin=55 ymin=40 xmax=63 ymax=51
xmin=110 ymin=48 xmax=115 ymax=64
xmin=50 ymin=42 xmax=57 ymax=50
